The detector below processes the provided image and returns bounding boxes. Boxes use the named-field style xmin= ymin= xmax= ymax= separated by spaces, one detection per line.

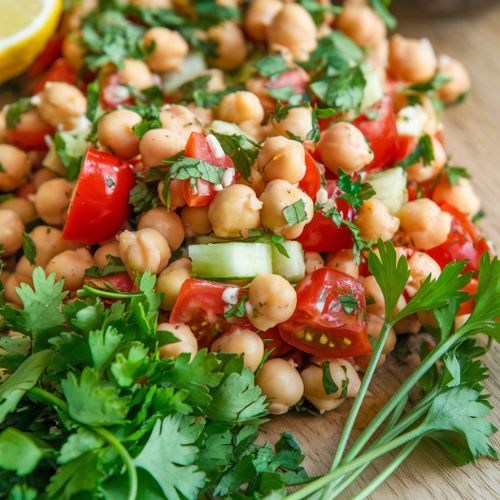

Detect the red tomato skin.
xmin=299 ymin=151 xmax=321 ymax=199
xmin=6 ymin=123 xmax=54 ymax=151
xmin=182 ymin=132 xmax=234 ymax=207
xmin=279 ymin=268 xmax=371 ymax=358
xmin=34 ymin=59 xmax=77 ymax=93
xmin=394 ymin=135 xmax=418 ymax=163
xmin=259 ymin=327 xmax=293 ymax=358
xmin=169 ymin=279 xmax=251 ymax=347
xmin=427 ymin=202 xmax=491 ymax=273
xmin=28 ymin=35 xmax=64 ymax=77
xmin=62 ymin=148 xmax=135 ymax=244
xmin=458 ymin=279 xmax=478 ymax=316
xmin=267 ymin=68 xmax=309 ymax=96
xmin=353 ymin=96 xmax=398 ymax=172
xmin=84 ymin=272 xmax=138 ymax=294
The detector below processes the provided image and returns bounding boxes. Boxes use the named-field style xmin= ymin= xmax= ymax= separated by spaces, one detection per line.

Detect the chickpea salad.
xmin=0 ymin=0 xmax=498 ymax=498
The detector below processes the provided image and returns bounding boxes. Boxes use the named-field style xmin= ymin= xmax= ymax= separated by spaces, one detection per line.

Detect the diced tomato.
xmin=6 ymin=115 xmax=54 ymax=151
xmin=28 ymin=34 xmax=64 ymax=77
xmin=458 ymin=279 xmax=478 ymax=316
xmin=394 ymin=135 xmax=418 ymax=163
xmin=279 ymin=268 xmax=371 ymax=358
xmin=181 ymin=132 xmax=235 ymax=207
xmin=169 ymin=279 xmax=251 ymax=347
xmin=100 ymin=73 xmax=134 ymax=110
xmin=297 ymin=180 xmax=355 ymax=253
xmin=267 ymin=68 xmax=309 ymax=97
xmin=63 ymin=148 xmax=135 ymax=244
xmin=299 ymin=151 xmax=321 ymax=199
xmin=353 ymin=96 xmax=398 ymax=172
xmin=259 ymin=327 xmax=293 ymax=358
xmin=34 ymin=59 xmax=77 ymax=93
xmin=84 ymin=272 xmax=138 ymax=294
xmin=427 ymin=202 xmax=491 ymax=273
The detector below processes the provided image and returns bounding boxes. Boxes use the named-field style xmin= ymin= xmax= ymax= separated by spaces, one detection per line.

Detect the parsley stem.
xmin=351 ymin=439 xmax=421 ymax=500
xmin=287 ymin=427 xmax=425 ymax=500
xmin=27 ymin=386 xmax=68 ymax=411
xmin=77 ymin=285 xmax=144 ymax=299
xmin=93 ymin=427 xmax=138 ymax=500
xmin=320 ymin=320 xmax=394 ymax=499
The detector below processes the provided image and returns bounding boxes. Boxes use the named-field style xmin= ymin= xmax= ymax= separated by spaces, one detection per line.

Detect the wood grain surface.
xmin=264 ymin=6 xmax=500 ymax=499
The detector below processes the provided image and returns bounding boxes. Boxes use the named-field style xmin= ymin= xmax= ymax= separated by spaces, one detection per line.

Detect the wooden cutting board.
xmin=265 ymin=7 xmax=500 ymax=499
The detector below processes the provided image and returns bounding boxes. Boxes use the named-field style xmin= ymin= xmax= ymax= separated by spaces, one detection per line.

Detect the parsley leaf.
xmin=338 ymin=294 xmax=358 ymax=315
xmin=268 ymin=86 xmax=296 ymax=102
xmin=6 ymin=98 xmax=33 ymax=129
xmin=169 ymin=157 xmax=225 ymax=187
xmin=444 ymin=162 xmax=471 ymax=185
xmin=21 ymin=233 xmax=36 ymax=265
xmin=128 ymin=104 xmax=161 ymax=139
xmin=0 ymin=428 xmax=43 ymax=475
xmin=337 ymin=169 xmax=375 ymax=210
xmin=255 ymin=54 xmax=289 ymax=79
xmin=299 ymin=0 xmax=341 ymax=25
xmin=369 ymin=0 xmax=397 ymax=30
xmin=283 ymin=200 xmax=307 ymax=226
xmin=54 ymin=131 xmax=88 ymax=181
xmin=307 ymin=105 xmax=336 ymax=142
xmin=322 ymin=362 xmax=339 ymax=394
xmin=397 ymin=134 xmax=435 ymax=168
xmin=128 ymin=181 xmax=159 ymax=214
xmin=224 ymin=294 xmax=248 ymax=319
xmin=210 ymin=132 xmax=259 ymax=180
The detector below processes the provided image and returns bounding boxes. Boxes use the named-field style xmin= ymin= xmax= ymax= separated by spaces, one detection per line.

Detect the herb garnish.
xmin=283 ymin=199 xmax=308 ymax=226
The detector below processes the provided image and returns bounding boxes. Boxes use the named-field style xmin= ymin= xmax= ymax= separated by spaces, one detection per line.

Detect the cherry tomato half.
xmin=353 ymin=95 xmax=398 ymax=172
xmin=279 ymin=268 xmax=371 ymax=358
xmin=182 ymin=132 xmax=234 ymax=207
xmin=427 ymin=202 xmax=491 ymax=272
xmin=28 ymin=34 xmax=64 ymax=77
xmin=34 ymin=59 xmax=78 ymax=94
xmin=259 ymin=327 xmax=293 ymax=358
xmin=169 ymin=279 xmax=251 ymax=347
xmin=63 ymin=148 xmax=135 ymax=244
xmin=458 ymin=278 xmax=478 ymax=316
xmin=299 ymin=150 xmax=321 ymax=199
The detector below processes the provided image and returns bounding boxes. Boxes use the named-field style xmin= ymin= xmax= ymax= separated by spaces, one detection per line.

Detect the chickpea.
xmin=326 ymin=249 xmax=359 ymax=279
xmin=305 ymin=252 xmax=324 ymax=275
xmin=0 ymin=209 xmax=24 ymax=255
xmin=367 ymin=314 xmax=397 ymax=353
xmin=256 ymin=358 xmax=304 ymax=414
xmin=0 ymin=144 xmax=30 ymax=191
xmin=394 ymin=314 xmax=421 ymax=335
xmin=406 ymin=252 xmax=441 ymax=297
xmin=211 ymin=328 xmax=264 ymax=372
xmin=301 ymin=359 xmax=361 ymax=413
xmin=356 ymin=353 xmax=387 ymax=372
xmin=257 ymin=136 xmax=306 ymax=185
xmin=180 ymin=206 xmax=212 ymax=237
xmin=0 ymin=197 xmax=36 ymax=224
xmin=397 ymin=199 xmax=452 ymax=250
xmin=432 ymin=175 xmax=480 ymax=218
xmin=32 ymin=168 xmax=57 ymax=189
xmin=38 ymin=82 xmax=87 ymax=130
xmin=158 ymin=179 xmax=186 ymax=210
xmin=159 ymin=105 xmax=202 ymax=141
xmin=267 ymin=4 xmax=317 ymax=60
xmin=188 ymin=105 xmax=213 ymax=127
xmin=144 ymin=27 xmax=189 ymax=73
xmin=140 ymin=129 xmax=186 ymax=169
xmin=34 ymin=178 xmax=73 ymax=226
xmin=389 ymin=34 xmax=437 ymax=84
xmin=157 ymin=257 xmax=191 ymax=310
xmin=259 ymin=180 xmax=314 ymax=239
xmin=62 ymin=0 xmax=97 ymax=31
xmin=238 ymin=120 xmax=267 ymax=143
xmin=236 ymin=167 xmax=267 ymax=197
xmin=29 ymin=225 xmax=77 ymax=267
xmin=406 ymin=136 xmax=446 ymax=184
xmin=4 ymin=273 xmax=32 ymax=306
xmin=158 ymin=323 xmax=198 ymax=360
xmin=138 ymin=208 xmax=185 ymax=251
xmin=318 ymin=123 xmax=374 ymax=175
xmin=354 ymin=198 xmax=400 ymax=242
xmin=337 ymin=5 xmax=386 ymax=48
xmin=207 ymin=22 xmax=248 ymax=71
xmin=15 ymin=256 xmax=36 ymax=281
xmin=119 ymin=59 xmax=155 ymax=91
xmin=97 ymin=110 xmax=142 ymax=160
xmin=271 ymin=106 xmax=313 ymax=142
xmin=45 ymin=248 xmax=94 ymax=290
xmin=119 ymin=228 xmax=171 ymax=275
xmin=454 ymin=313 xmax=470 ymax=331
xmin=247 ymin=273 xmax=297 ymax=331
xmin=437 ymin=55 xmax=470 ymax=103
xmin=203 ymin=69 xmax=226 ymax=92
xmin=62 ymin=32 xmax=86 ymax=71
xmin=217 ymin=91 xmax=264 ymax=125
xmin=369 ymin=39 xmax=389 ymax=70
xmin=94 ymin=242 xmax=121 ymax=271
xmin=131 ymin=0 xmax=172 ymax=7
xmin=208 ymin=184 xmax=262 ymax=238
xmin=244 ymin=0 xmax=283 ymax=41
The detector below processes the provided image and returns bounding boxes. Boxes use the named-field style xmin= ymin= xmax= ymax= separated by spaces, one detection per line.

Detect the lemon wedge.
xmin=0 ymin=0 xmax=63 ymax=84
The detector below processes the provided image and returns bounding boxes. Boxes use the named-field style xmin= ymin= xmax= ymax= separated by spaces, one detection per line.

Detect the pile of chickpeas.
xmin=0 ymin=0 xmax=477 ymax=415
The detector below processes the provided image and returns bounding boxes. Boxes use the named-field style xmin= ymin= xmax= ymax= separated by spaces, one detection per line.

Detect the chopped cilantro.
xmin=444 ymin=162 xmax=471 ymax=185
xmin=54 ymin=131 xmax=88 ymax=181
xmin=322 ymin=362 xmax=339 ymax=394
xmin=369 ymin=0 xmax=397 ymax=30
xmin=223 ymin=294 xmax=248 ymax=319
xmin=338 ymin=294 xmax=358 ymax=315
xmin=127 ymin=104 xmax=161 ymax=139
xmin=283 ymin=199 xmax=308 ymax=226
xmin=397 ymin=134 xmax=435 ymax=168
xmin=337 ymin=169 xmax=375 ymax=210
xmin=21 ymin=233 xmax=37 ymax=265
xmin=255 ymin=54 xmax=289 ymax=79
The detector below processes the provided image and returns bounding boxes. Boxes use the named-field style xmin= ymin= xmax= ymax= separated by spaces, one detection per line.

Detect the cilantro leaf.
xmin=111 ymin=342 xmax=150 ymax=387
xmin=134 ymin=415 xmax=206 ymax=500
xmin=406 ymin=73 xmax=451 ymax=93
xmin=337 ymin=169 xmax=375 ymax=210
xmin=21 ymin=233 xmax=36 ymax=265
xmin=61 ymin=367 xmax=130 ymax=426
xmin=88 ymin=326 xmax=123 ymax=371
xmin=169 ymin=157 xmax=225 ymax=186
xmin=397 ymin=134 xmax=434 ymax=168
xmin=322 ymin=362 xmax=339 ymax=394
xmin=268 ymin=86 xmax=296 ymax=102
xmin=338 ymin=294 xmax=358 ymax=315
xmin=369 ymin=0 xmax=397 ymax=30
xmin=307 ymin=105 xmax=336 ymax=142
xmin=0 ymin=428 xmax=43 ymax=475
xmin=368 ymin=240 xmax=410 ymax=321
xmin=246 ymin=229 xmax=290 ymax=258
xmin=255 ymin=54 xmax=289 ymax=79
xmin=128 ymin=181 xmax=159 ymax=213
xmin=128 ymin=104 xmax=161 ymax=139
xmin=54 ymin=132 xmax=88 ymax=181
xmin=223 ymin=294 xmax=248 ymax=319
xmin=58 ymin=428 xmax=104 ymax=465
xmin=206 ymin=369 xmax=268 ymax=424
xmin=299 ymin=0 xmax=341 ymax=25
xmin=283 ymin=199 xmax=307 ymax=226
xmin=211 ymin=132 xmax=259 ymax=180
xmin=6 ymin=98 xmax=33 ymax=129
xmin=444 ymin=163 xmax=471 ymax=185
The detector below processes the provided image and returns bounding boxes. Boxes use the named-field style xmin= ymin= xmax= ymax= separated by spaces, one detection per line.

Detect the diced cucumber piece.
xmin=192 ymin=234 xmax=231 ymax=244
xmin=361 ymin=64 xmax=384 ymax=111
xmin=162 ymin=52 xmax=206 ymax=93
xmin=208 ymin=120 xmax=257 ymax=141
xmin=271 ymin=241 xmax=305 ymax=283
xmin=188 ymin=242 xmax=272 ymax=280
xmin=368 ymin=167 xmax=408 ymax=214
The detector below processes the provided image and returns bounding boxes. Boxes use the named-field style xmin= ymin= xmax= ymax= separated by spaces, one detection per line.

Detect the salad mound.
xmin=0 ymin=1 xmax=498 ymax=499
